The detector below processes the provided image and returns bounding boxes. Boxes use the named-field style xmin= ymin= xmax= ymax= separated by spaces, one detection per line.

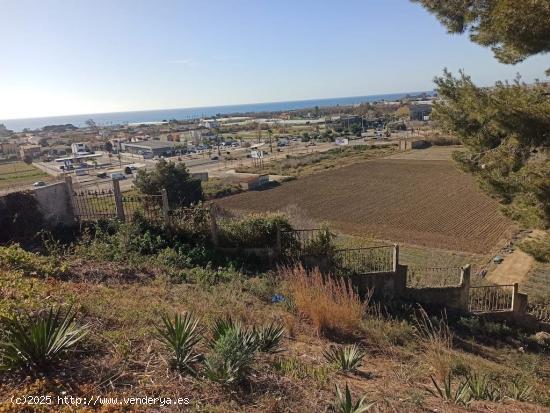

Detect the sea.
xmin=1 ymin=91 xmax=434 ymax=132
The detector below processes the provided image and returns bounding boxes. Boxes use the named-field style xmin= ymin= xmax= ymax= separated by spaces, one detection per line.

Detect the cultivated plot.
xmin=216 ymin=159 xmax=513 ymax=253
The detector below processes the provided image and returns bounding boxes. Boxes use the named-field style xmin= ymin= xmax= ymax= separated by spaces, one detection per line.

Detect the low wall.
xmin=33 ymin=182 xmax=74 ymax=226
xmin=404 ymin=265 xmax=470 ymax=311
xmin=350 ymin=264 xmax=407 ymax=300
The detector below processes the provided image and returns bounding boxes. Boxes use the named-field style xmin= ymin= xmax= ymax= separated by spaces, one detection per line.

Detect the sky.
xmin=1 ymin=0 xmax=548 ymax=120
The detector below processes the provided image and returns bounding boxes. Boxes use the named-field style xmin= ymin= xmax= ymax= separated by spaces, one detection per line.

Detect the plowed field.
xmin=216 ymin=159 xmax=513 ymax=253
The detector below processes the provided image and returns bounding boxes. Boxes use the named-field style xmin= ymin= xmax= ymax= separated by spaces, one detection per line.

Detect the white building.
xmin=71 ymin=142 xmax=90 ymax=155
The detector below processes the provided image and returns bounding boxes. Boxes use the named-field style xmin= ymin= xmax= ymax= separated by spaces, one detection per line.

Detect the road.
xmin=23 ymin=135 xmax=400 ymax=194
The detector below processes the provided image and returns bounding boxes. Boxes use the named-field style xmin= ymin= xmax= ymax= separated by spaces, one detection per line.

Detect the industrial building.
xmin=121 ymin=140 xmax=178 ymax=157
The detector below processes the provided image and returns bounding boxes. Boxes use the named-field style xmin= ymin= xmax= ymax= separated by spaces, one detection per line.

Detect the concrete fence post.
xmin=392 ymin=244 xmax=399 ymax=272
xmin=112 ymin=179 xmax=125 ymax=222
xmin=161 ymin=189 xmax=170 ymax=225
xmin=511 ymin=283 xmax=519 ymax=312
xmin=64 ymin=175 xmax=76 ymax=220
xmin=459 ymin=264 xmax=471 ymax=312
xmin=209 ymin=203 xmax=219 ymax=247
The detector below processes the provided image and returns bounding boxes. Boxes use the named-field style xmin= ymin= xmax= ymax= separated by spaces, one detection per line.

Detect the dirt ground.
xmin=217 ymin=158 xmax=513 ymax=254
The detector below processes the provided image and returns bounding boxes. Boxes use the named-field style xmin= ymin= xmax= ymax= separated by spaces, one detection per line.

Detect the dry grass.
xmin=280 ymin=264 xmax=366 ymax=336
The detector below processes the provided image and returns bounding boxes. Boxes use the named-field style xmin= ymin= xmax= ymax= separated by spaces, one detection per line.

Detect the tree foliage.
xmin=433 ymin=70 xmax=550 ymax=227
xmin=134 ymin=159 xmax=203 ymax=208
xmin=412 ymin=0 xmax=550 ymax=66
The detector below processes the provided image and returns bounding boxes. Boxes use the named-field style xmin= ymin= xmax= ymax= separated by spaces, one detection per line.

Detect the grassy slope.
xmin=1 ymin=257 xmax=549 ymax=412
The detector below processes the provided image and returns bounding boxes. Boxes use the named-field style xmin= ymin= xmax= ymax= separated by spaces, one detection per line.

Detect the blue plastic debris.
xmin=271 ymin=294 xmax=285 ymax=303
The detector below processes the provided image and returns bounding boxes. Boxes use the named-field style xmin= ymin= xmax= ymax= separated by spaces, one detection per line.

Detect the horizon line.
xmin=1 ymin=89 xmax=435 ymax=123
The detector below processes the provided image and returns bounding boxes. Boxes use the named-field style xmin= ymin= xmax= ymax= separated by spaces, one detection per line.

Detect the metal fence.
xmin=468 ymin=285 xmax=514 ymax=313
xmin=528 ymin=304 xmax=550 ymax=323
xmin=72 ymin=189 xmax=164 ymax=222
xmin=407 ymin=266 xmax=463 ymax=288
xmin=332 ymin=245 xmax=394 ymax=274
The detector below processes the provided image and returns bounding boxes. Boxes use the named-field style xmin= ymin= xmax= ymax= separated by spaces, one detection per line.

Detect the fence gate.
xmin=468 ymin=285 xmax=514 ymax=313
xmin=69 ymin=178 xmax=166 ymax=223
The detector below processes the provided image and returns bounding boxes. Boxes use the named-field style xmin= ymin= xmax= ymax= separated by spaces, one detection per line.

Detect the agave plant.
xmin=255 ymin=321 xmax=285 ymax=353
xmin=0 ymin=306 xmax=88 ymax=372
xmin=427 ymin=372 xmax=469 ymax=405
xmin=466 ymin=371 xmax=501 ymax=401
xmin=507 ymin=376 xmax=533 ymax=402
xmin=155 ymin=312 xmax=201 ymax=374
xmin=204 ymin=316 xmax=259 ymax=384
xmin=324 ymin=344 xmax=366 ymax=372
xmin=334 ymin=382 xmax=375 ymax=413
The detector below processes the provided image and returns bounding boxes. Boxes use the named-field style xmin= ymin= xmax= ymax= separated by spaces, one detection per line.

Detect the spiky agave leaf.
xmin=155 ymin=312 xmax=201 ymax=373
xmin=334 ymin=383 xmax=375 ymax=413
xmin=0 ymin=305 xmax=88 ymax=372
xmin=324 ymin=344 xmax=366 ymax=372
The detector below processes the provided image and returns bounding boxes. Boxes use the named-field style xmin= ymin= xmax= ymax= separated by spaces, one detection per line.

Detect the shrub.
xmin=324 ymin=344 xmax=366 ymax=373
xmin=281 ymin=264 xmax=365 ymax=336
xmin=0 ymin=244 xmax=64 ymax=278
xmin=301 ymin=227 xmax=336 ymax=258
xmin=0 ymin=306 xmax=88 ymax=372
xmin=218 ymin=214 xmax=294 ymax=249
xmin=334 ymin=383 xmax=375 ymax=413
xmin=518 ymin=232 xmax=550 ymax=262
xmin=155 ymin=312 xmax=201 ymax=374
xmin=255 ymin=321 xmax=285 ymax=353
xmin=134 ymin=159 xmax=203 ymax=207
xmin=204 ymin=317 xmax=259 ymax=384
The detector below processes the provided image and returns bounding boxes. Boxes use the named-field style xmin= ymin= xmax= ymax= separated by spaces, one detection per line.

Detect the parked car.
xmin=110 ymin=172 xmax=126 ymax=180
xmin=33 ymin=181 xmax=46 ymax=187
xmin=211 ymin=155 xmax=219 ymax=161
xmin=96 ymin=172 xmax=108 ymax=178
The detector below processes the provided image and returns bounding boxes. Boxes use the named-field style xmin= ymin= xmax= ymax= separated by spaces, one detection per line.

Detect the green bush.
xmin=0 ymin=306 xmax=88 ymax=372
xmin=0 ymin=244 xmax=65 ymax=277
xmin=518 ymin=232 xmax=550 ymax=262
xmin=218 ymin=214 xmax=294 ymax=249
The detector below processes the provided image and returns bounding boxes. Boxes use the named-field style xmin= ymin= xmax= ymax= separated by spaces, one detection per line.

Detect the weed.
xmin=281 ymin=264 xmax=365 ymax=336
xmin=323 ymin=344 xmax=366 ymax=373
xmin=273 ymin=356 xmax=332 ymax=384
xmin=466 ymin=371 xmax=501 ymax=401
xmin=506 ymin=376 xmax=533 ymax=402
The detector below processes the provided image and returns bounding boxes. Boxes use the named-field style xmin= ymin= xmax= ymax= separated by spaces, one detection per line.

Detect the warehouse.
xmin=121 ymin=141 xmax=178 ymax=157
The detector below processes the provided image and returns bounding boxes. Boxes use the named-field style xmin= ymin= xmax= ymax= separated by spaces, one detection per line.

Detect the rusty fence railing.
xmin=332 ymin=245 xmax=395 ymax=274
xmin=468 ymin=284 xmax=514 ymax=313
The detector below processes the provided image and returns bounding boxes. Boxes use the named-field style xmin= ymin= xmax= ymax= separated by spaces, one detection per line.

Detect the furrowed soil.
xmin=216 ymin=159 xmax=513 ymax=254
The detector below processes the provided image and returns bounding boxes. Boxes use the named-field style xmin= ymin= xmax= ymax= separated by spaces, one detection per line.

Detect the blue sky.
xmin=1 ymin=0 xmax=548 ymax=119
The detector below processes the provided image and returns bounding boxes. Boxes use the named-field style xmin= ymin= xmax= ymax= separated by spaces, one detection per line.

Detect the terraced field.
xmin=216 ymin=159 xmax=513 ymax=253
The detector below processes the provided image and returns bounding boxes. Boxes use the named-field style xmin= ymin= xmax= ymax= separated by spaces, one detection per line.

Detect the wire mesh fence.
xmin=468 ymin=285 xmax=514 ymax=313
xmin=332 ymin=245 xmax=394 ymax=274
xmin=407 ymin=266 xmax=463 ymax=288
